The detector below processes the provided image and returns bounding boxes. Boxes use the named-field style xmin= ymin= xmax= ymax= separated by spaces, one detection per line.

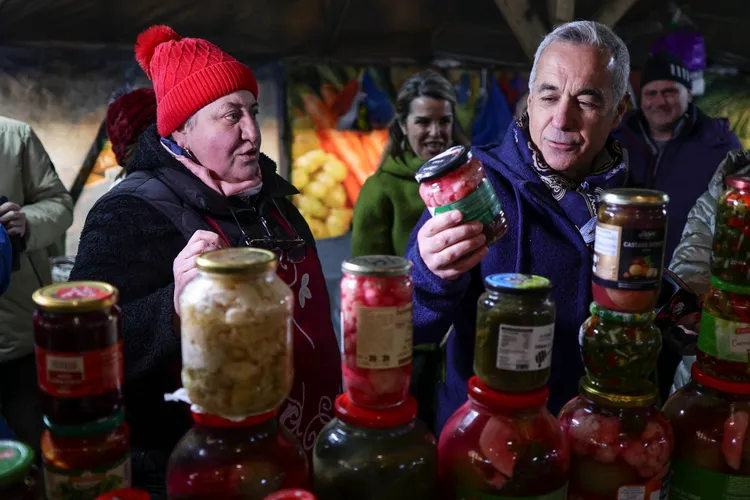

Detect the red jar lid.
xmin=692 ymin=364 xmax=750 ymax=395
xmin=96 ymin=489 xmax=151 ymax=500
xmin=727 ymin=175 xmax=750 ymax=190
xmin=467 ymin=376 xmax=549 ymax=409
xmin=334 ymin=393 xmax=417 ymax=428
xmin=265 ymin=490 xmax=317 ymax=500
xmin=192 ymin=408 xmax=278 ymax=428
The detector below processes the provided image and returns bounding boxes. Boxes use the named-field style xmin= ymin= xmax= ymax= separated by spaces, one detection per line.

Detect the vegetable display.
xmin=711 ymin=176 xmax=750 ymax=286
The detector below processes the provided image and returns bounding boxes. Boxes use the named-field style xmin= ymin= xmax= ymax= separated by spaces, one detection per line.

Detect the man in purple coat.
xmin=613 ymin=51 xmax=742 ymax=263
xmin=405 ymin=20 xmax=632 ymax=433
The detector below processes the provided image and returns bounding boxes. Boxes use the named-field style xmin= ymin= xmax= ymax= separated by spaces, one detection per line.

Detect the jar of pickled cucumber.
xmin=697 ymin=276 xmax=750 ymax=383
xmin=579 ymin=303 xmax=661 ymax=395
xmin=475 ymin=274 xmax=555 ymax=392
xmin=711 ymin=175 xmax=750 ymax=286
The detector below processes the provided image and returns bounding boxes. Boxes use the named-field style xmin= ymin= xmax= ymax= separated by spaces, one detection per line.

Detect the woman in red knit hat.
xmin=70 ymin=26 xmax=341 ymax=497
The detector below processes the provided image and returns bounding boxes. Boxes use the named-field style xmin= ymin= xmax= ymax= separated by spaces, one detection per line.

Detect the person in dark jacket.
xmin=613 ymin=50 xmax=742 ymax=263
xmin=405 ymin=20 xmax=631 ymax=434
xmin=70 ymin=26 xmax=341 ymax=496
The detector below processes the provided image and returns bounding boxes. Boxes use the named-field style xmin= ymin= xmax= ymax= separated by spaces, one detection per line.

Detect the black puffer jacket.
xmin=70 ymin=125 xmax=317 ymax=494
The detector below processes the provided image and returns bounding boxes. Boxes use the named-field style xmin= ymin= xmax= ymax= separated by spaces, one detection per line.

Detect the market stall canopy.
xmin=0 ymin=0 xmax=748 ymax=68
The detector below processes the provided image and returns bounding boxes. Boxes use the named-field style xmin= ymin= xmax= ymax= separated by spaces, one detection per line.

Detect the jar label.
xmin=44 ymin=455 xmax=131 ymax=499
xmin=669 ymin=458 xmax=750 ymax=499
xmin=429 ymin=178 xmax=503 ymax=226
xmin=593 ymin=223 xmax=665 ymax=291
xmin=698 ymin=311 xmax=750 ymax=362
xmin=616 ymin=484 xmax=663 ymax=500
xmin=495 ymin=323 xmax=554 ymax=372
xmin=35 ymin=341 xmax=124 ymax=398
xmin=355 ymin=304 xmax=413 ymax=369
xmin=455 ymin=484 xmax=567 ymax=499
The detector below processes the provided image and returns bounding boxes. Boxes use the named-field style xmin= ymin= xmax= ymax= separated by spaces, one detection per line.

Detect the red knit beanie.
xmin=134 ymin=25 xmax=259 ymax=137
xmin=106 ymin=87 xmax=157 ymax=165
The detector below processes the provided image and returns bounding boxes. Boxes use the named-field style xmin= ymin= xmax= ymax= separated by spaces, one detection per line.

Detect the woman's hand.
xmin=417 ymin=210 xmax=488 ymax=281
xmin=173 ymin=230 xmax=227 ymax=315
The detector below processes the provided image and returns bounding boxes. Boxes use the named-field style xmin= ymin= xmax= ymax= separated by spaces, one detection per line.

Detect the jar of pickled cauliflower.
xmin=415 ymin=145 xmax=508 ymax=246
xmin=180 ymin=248 xmax=294 ymax=418
xmin=340 ymin=256 xmax=413 ymax=409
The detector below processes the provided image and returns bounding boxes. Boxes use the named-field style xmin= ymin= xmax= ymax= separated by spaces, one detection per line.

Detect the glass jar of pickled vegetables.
xmin=41 ymin=412 xmax=131 ymax=500
xmin=265 ymin=489 xmax=316 ymax=500
xmin=438 ymin=376 xmax=569 ymax=499
xmin=592 ymin=189 xmax=669 ymax=313
xmin=579 ymin=303 xmax=661 ymax=395
xmin=340 ymin=256 xmax=413 ymax=409
xmin=32 ymin=281 xmax=123 ymax=425
xmin=167 ymin=410 xmax=309 ymax=500
xmin=415 ymin=145 xmax=508 ymax=246
xmin=0 ymin=441 xmax=42 ymax=500
xmin=475 ymin=273 xmax=556 ymax=392
xmin=697 ymin=276 xmax=750 ymax=383
xmin=559 ymin=381 xmax=672 ymax=500
xmin=313 ymin=395 xmax=437 ymax=500
xmin=711 ymin=175 xmax=750 ymax=286
xmin=180 ymin=248 xmax=294 ymax=418
xmin=662 ymin=364 xmax=750 ymax=499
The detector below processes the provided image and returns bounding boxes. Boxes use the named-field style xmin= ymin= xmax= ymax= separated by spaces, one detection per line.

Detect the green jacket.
xmin=0 ymin=117 xmax=73 ymax=362
xmin=351 ymin=153 xmax=426 ymax=257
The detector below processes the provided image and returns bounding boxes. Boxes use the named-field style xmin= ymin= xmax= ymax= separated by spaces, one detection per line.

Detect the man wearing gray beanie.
xmin=614 ymin=50 xmax=742 ymax=264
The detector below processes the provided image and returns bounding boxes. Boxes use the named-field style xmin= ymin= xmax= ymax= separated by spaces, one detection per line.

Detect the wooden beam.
xmin=493 ymin=0 xmax=548 ymax=60
xmin=594 ymin=0 xmax=640 ymax=27
xmin=547 ymin=0 xmax=575 ymax=27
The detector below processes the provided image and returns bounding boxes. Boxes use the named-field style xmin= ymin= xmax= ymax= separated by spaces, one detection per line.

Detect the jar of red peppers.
xmin=592 ymin=189 xmax=669 ymax=313
xmin=663 ymin=364 xmax=750 ymax=499
xmin=167 ymin=410 xmax=309 ymax=500
xmin=41 ymin=411 xmax=131 ymax=499
xmin=698 ymin=276 xmax=750 ymax=382
xmin=559 ymin=381 xmax=672 ymax=500
xmin=711 ymin=175 xmax=750 ymax=286
xmin=415 ymin=145 xmax=508 ymax=246
xmin=0 ymin=440 xmax=43 ymax=500
xmin=438 ymin=377 xmax=569 ymax=499
xmin=340 ymin=256 xmax=413 ymax=409
xmin=32 ymin=281 xmax=123 ymax=425
xmin=579 ymin=303 xmax=661 ymax=395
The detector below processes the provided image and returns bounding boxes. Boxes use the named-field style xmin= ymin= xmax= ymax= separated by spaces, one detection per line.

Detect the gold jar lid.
xmin=196 ymin=248 xmax=277 ymax=275
xmin=341 ymin=255 xmax=412 ymax=277
xmin=600 ymin=188 xmax=669 ymax=206
xmin=580 ymin=376 xmax=658 ymax=408
xmin=32 ymin=281 xmax=118 ymax=313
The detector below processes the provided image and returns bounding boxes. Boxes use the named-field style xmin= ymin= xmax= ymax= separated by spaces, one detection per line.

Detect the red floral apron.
xmin=206 ymin=213 xmax=342 ymax=456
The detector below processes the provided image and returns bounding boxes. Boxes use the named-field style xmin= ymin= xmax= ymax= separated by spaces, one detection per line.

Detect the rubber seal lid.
xmin=0 ymin=440 xmax=34 ymax=489
xmin=414 ymin=145 xmax=469 ymax=183
xmin=192 ymin=409 xmax=278 ymax=428
xmin=467 ymin=376 xmax=549 ymax=409
xmin=485 ymin=273 xmax=552 ymax=294
xmin=334 ymin=394 xmax=417 ymax=429
xmin=692 ymin=363 xmax=750 ymax=395
xmin=44 ymin=411 xmax=125 ymax=437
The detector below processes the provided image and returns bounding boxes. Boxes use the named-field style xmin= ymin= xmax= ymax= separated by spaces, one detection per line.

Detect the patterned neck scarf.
xmin=513 ymin=114 xmax=629 ymax=246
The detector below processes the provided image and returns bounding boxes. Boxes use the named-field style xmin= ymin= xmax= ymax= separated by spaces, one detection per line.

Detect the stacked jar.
xmin=168 ymin=248 xmax=309 ymax=499
xmin=559 ymin=188 xmax=673 ymax=500
xmin=314 ymin=256 xmax=438 ymax=499
xmin=439 ymin=274 xmax=570 ymax=498
xmin=698 ymin=175 xmax=750 ymax=382
xmin=32 ymin=282 xmax=131 ymax=499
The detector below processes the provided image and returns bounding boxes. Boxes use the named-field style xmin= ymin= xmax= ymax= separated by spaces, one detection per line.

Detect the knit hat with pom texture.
xmin=134 ymin=25 xmax=258 ymax=137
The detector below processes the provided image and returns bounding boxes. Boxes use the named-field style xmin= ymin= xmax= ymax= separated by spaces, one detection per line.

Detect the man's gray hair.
xmin=529 ymin=20 xmax=631 ymax=106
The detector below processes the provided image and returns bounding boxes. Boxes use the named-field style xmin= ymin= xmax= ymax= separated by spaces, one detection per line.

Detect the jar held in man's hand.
xmin=179 ymin=248 xmax=294 ymax=417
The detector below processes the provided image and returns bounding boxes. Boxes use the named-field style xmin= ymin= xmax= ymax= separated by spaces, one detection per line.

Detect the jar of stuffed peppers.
xmin=0 ymin=440 xmax=43 ymax=500
xmin=579 ymin=303 xmax=661 ymax=395
xmin=438 ymin=376 xmax=569 ymax=499
xmin=32 ymin=282 xmax=123 ymax=425
xmin=167 ymin=410 xmax=309 ymax=499
xmin=662 ymin=364 xmax=750 ymax=499
xmin=414 ymin=145 xmax=508 ymax=246
xmin=697 ymin=276 xmax=750 ymax=383
xmin=340 ymin=256 xmax=413 ymax=409
xmin=313 ymin=395 xmax=437 ymax=500
xmin=475 ymin=273 xmax=555 ymax=392
xmin=711 ymin=175 xmax=750 ymax=286
xmin=559 ymin=381 xmax=672 ymax=500
xmin=592 ymin=189 xmax=669 ymax=313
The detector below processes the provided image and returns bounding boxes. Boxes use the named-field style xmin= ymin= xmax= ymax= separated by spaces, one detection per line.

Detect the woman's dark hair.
xmin=382 ymin=70 xmax=469 ymax=165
